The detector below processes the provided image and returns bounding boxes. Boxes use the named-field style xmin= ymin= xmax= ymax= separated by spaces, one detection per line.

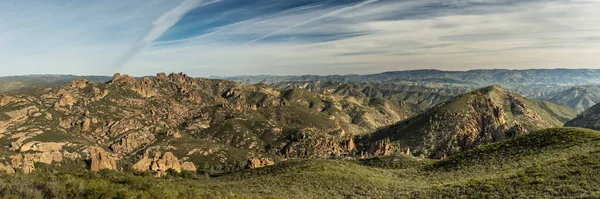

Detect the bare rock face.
xmin=110 ymin=73 xmax=136 ymax=84
xmin=131 ymin=77 xmax=158 ymax=97
xmin=69 ymin=78 xmax=90 ymax=89
xmin=282 ymin=128 xmax=356 ymax=158
xmin=86 ymin=147 xmax=117 ymax=171
xmin=131 ymin=156 xmax=154 ymax=172
xmin=153 ymin=152 xmax=181 ymax=174
xmin=247 ymin=157 xmax=275 ymax=169
xmin=4 ymin=106 xmax=39 ymax=122
xmin=110 ymin=131 xmax=156 ymax=154
xmin=0 ymin=163 xmax=14 ymax=174
xmin=81 ymin=118 xmax=91 ymax=132
xmin=0 ymin=96 xmax=21 ymax=106
xmin=10 ymin=154 xmax=35 ymax=174
xmin=180 ymin=162 xmax=197 ymax=172
xmin=131 ymin=152 xmax=194 ymax=175
xmin=55 ymin=90 xmax=77 ymax=108
xmin=18 ymin=142 xmax=67 ymax=165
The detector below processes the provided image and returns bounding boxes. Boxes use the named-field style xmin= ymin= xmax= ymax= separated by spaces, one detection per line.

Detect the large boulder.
xmin=86 ymin=147 xmax=117 ymax=171
xmin=10 ymin=154 xmax=35 ymax=174
xmin=0 ymin=163 xmax=14 ymax=174
xmin=247 ymin=157 xmax=275 ymax=169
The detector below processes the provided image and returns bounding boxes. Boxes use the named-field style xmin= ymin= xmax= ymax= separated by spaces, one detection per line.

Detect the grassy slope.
xmin=1 ymin=128 xmax=599 ymax=198
xmin=365 ymin=86 xmax=577 ymax=157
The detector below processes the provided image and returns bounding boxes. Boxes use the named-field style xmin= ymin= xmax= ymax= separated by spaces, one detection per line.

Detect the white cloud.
xmin=0 ymin=0 xmax=599 ymax=76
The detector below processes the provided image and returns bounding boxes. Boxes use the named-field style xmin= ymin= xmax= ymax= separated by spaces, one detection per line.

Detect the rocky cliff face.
xmin=0 ymin=73 xmax=416 ymax=174
xmin=361 ymin=86 xmax=577 ymax=158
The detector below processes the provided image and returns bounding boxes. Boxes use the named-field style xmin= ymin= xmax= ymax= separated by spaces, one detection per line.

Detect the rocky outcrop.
xmin=131 ymin=77 xmax=158 ymax=97
xmin=0 ymin=96 xmax=19 ymax=106
xmin=153 ymin=152 xmax=181 ymax=174
xmin=132 ymin=152 xmax=196 ymax=175
xmin=181 ymin=161 xmax=197 ymax=172
xmin=247 ymin=157 xmax=275 ymax=169
xmin=11 ymin=155 xmax=35 ymax=174
xmin=81 ymin=118 xmax=91 ymax=132
xmin=68 ymin=79 xmax=90 ymax=89
xmin=363 ymin=86 xmax=577 ymax=158
xmin=86 ymin=147 xmax=117 ymax=171
xmin=4 ymin=106 xmax=38 ymax=122
xmin=17 ymin=142 xmax=69 ymax=165
xmin=366 ymin=139 xmax=395 ymax=157
xmin=0 ymin=163 xmax=14 ymax=174
xmin=55 ymin=90 xmax=77 ymax=108
xmin=110 ymin=73 xmax=136 ymax=84
xmin=110 ymin=131 xmax=156 ymax=153
xmin=282 ymin=128 xmax=356 ymax=158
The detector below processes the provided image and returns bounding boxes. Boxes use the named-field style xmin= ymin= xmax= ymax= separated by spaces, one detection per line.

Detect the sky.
xmin=0 ymin=0 xmax=599 ymax=77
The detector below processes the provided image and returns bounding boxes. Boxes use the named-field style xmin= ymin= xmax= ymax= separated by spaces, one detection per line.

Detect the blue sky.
xmin=0 ymin=0 xmax=599 ymax=76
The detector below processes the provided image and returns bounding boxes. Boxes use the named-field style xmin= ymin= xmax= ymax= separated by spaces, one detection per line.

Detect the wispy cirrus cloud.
xmin=113 ymin=0 xmax=222 ymax=70
xmin=1 ymin=0 xmax=599 ymax=76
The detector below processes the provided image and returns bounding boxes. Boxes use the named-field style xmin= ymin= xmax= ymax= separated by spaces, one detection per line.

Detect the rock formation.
xmin=247 ymin=157 xmax=275 ymax=169
xmin=86 ymin=147 xmax=117 ymax=171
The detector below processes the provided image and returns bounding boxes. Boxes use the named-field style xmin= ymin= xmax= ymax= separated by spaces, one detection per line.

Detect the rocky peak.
xmin=363 ymin=85 xmax=577 ymax=158
xmin=167 ymin=72 xmax=194 ymax=85
xmin=156 ymin=72 xmax=168 ymax=80
xmin=68 ymin=78 xmax=91 ymax=89
xmin=110 ymin=73 xmax=136 ymax=84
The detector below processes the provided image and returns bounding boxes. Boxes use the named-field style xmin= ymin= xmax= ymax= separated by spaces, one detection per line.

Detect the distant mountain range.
xmin=0 ymin=75 xmax=111 ymax=93
xmin=225 ymin=69 xmax=600 ymax=85
xmin=543 ymin=85 xmax=600 ymax=113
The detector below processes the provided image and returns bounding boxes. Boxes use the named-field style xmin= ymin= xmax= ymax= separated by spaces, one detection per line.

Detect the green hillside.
xmin=361 ymin=86 xmax=577 ymax=158
xmin=1 ymin=128 xmax=599 ymax=198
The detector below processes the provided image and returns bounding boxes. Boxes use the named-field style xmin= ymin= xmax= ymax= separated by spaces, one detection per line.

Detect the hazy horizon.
xmin=2 ymin=67 xmax=600 ymax=78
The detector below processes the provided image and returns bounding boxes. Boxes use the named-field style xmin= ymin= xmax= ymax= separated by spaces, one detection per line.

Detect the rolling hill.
xmin=360 ymin=86 xmax=577 ymax=158
xmin=1 ymin=128 xmax=599 ymax=198
xmin=543 ymin=85 xmax=600 ymax=113
xmin=565 ymin=101 xmax=600 ymax=130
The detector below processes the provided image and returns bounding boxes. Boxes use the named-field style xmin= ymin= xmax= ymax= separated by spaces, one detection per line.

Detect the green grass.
xmin=1 ymin=127 xmax=599 ymax=198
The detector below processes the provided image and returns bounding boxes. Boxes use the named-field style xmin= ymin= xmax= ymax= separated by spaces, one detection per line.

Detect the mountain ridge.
xmin=360 ymin=85 xmax=577 ymax=158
